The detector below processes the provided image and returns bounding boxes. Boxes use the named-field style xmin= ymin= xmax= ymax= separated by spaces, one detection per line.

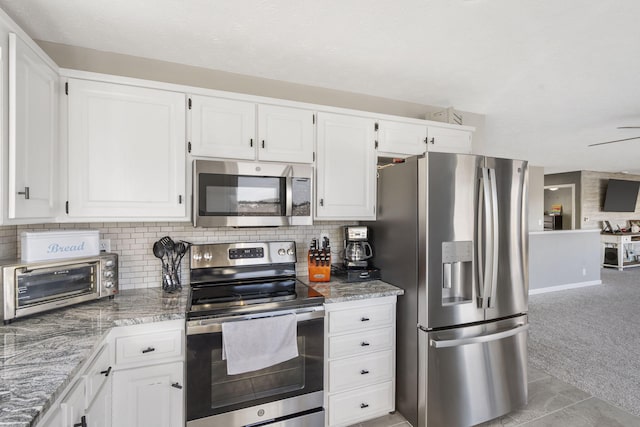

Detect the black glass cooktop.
xmin=187 ymin=278 xmax=324 ymax=319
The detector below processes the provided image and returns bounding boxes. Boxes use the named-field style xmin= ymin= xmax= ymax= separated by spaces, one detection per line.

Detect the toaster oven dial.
xmin=104 ymin=280 xmax=115 ymax=288
xmin=104 ymin=271 xmax=114 ymax=278
xmin=105 ymin=259 xmax=115 ymax=267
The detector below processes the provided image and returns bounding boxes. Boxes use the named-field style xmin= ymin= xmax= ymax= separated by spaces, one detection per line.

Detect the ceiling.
xmin=1 ymin=0 xmax=639 ymax=174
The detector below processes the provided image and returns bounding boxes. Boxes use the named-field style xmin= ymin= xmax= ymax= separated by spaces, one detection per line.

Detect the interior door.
xmin=423 ymin=152 xmax=484 ymax=329
xmin=484 ymin=157 xmax=528 ymax=321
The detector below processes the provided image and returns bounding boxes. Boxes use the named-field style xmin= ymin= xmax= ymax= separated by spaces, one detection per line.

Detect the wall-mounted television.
xmin=603 ymin=179 xmax=640 ymax=212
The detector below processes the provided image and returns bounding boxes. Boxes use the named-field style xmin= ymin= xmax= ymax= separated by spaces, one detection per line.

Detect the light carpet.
xmin=528 ymin=267 xmax=640 ymax=417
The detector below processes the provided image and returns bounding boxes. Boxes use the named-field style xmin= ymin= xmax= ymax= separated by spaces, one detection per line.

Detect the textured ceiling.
xmin=1 ymin=0 xmax=639 ymax=174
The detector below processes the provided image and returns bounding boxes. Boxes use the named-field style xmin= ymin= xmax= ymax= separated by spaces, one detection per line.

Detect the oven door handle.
xmin=186 ymin=306 xmax=325 ymax=335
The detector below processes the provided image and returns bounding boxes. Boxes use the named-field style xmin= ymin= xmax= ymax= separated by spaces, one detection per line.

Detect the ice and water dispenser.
xmin=441 ymin=241 xmax=473 ymax=305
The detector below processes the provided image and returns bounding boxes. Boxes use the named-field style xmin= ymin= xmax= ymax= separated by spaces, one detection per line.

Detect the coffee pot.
xmin=345 ymin=241 xmax=373 ymax=262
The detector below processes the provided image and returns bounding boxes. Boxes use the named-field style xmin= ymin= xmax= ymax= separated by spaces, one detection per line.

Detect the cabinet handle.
xmin=100 ymin=366 xmax=112 ymax=377
xmin=361 ymin=317 xmax=370 ymax=322
xmin=73 ymin=415 xmax=87 ymax=427
xmin=261 ymin=140 xmax=265 ymax=148
xmin=360 ymin=369 xmax=370 ymax=375
xmin=361 ymin=341 xmax=370 ymax=347
xmin=171 ymin=382 xmax=183 ymax=389
xmin=430 ymin=137 xmax=435 ymax=144
xmin=141 ymin=347 xmax=155 ymax=354
xmin=17 ymin=187 xmax=30 ymax=200
xmin=319 ymin=198 xmax=324 ymax=207
xmin=250 ymin=138 xmax=253 ymax=147
xmin=360 ymin=403 xmax=369 ymax=409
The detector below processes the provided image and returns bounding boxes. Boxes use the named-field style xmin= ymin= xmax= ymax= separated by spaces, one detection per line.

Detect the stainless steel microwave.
xmin=193 ymin=160 xmax=313 ymax=227
xmin=0 ymin=253 xmax=118 ymax=323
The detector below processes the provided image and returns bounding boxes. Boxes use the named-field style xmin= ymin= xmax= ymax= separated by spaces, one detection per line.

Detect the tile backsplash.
xmin=13 ymin=222 xmax=353 ymax=290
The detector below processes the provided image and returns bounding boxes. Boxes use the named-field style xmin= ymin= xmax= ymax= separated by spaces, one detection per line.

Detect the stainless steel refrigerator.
xmin=367 ymin=153 xmax=529 ymax=427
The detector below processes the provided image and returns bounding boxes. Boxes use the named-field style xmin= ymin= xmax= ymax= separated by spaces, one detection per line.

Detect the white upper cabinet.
xmin=189 ymin=95 xmax=256 ymax=160
xmin=188 ymin=95 xmax=314 ymax=163
xmin=316 ymin=112 xmax=377 ymax=220
xmin=67 ymin=79 xmax=186 ymax=219
xmin=426 ymin=125 xmax=473 ymax=154
xmin=257 ymin=104 xmax=314 ymax=163
xmin=376 ymin=120 xmax=427 ymax=157
xmin=8 ymin=32 xmax=58 ymax=220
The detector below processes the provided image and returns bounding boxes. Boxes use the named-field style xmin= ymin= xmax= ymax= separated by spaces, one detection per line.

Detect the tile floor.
xmin=351 ymin=366 xmax=640 ymax=427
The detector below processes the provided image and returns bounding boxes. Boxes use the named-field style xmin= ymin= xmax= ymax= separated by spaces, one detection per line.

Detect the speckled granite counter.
xmin=300 ymin=276 xmax=405 ymax=303
xmin=0 ymin=288 xmax=187 ymax=427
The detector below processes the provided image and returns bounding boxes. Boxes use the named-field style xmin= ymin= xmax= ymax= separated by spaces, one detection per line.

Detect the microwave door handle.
xmin=285 ymin=176 xmax=293 ymax=216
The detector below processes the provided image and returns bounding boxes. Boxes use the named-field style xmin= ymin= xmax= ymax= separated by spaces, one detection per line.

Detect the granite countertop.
xmin=0 ymin=288 xmax=188 ymax=427
xmin=300 ymin=276 xmax=405 ymax=303
xmin=0 ymin=278 xmax=403 ymax=427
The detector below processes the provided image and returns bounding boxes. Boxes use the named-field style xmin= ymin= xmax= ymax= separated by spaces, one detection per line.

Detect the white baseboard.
xmin=529 ymin=280 xmax=602 ymax=295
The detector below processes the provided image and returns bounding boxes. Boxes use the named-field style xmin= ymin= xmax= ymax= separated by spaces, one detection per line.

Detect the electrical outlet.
xmin=99 ymin=239 xmax=111 ymax=252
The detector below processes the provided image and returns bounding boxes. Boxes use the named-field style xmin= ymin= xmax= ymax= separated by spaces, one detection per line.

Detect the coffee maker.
xmin=343 ymin=226 xmax=373 ymax=268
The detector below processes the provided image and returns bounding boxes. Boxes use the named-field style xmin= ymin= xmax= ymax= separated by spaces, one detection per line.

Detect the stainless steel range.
xmin=186 ymin=241 xmax=325 ymax=427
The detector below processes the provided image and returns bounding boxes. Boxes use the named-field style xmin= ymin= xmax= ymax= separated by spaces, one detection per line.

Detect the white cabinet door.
xmin=316 ymin=113 xmax=377 ymax=220
xmin=85 ymin=379 xmax=111 ymax=427
xmin=377 ymin=120 xmax=426 ymax=156
xmin=67 ymin=79 xmax=186 ymax=219
xmin=189 ymin=95 xmax=256 ymax=159
xmin=60 ymin=379 xmax=85 ymax=427
xmin=112 ymin=362 xmax=184 ymax=427
xmin=426 ymin=126 xmax=472 ymax=154
xmin=8 ymin=32 xmax=57 ymax=220
xmin=257 ymin=104 xmax=314 ymax=163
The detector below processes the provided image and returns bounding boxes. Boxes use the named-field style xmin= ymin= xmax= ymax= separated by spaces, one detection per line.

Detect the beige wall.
xmin=0 ymin=225 xmax=16 ymax=259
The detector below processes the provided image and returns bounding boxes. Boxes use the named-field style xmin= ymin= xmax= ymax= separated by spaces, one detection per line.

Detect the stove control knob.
xmin=203 ymin=252 xmax=212 ymax=261
xmin=193 ymin=253 xmax=202 ymax=261
xmin=287 ymin=248 xmax=294 ymax=256
xmin=278 ymin=249 xmax=286 ymax=256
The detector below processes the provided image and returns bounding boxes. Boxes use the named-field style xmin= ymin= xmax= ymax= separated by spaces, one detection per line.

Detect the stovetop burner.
xmin=187 ymin=241 xmax=324 ymax=320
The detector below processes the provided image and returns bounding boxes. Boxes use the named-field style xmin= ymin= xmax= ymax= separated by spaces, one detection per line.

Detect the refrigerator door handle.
xmin=488 ymin=167 xmax=500 ymax=308
xmin=429 ymin=323 xmax=529 ymax=348
xmin=479 ymin=167 xmax=493 ymax=309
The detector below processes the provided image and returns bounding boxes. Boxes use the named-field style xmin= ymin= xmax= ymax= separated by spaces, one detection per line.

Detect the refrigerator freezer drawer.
xmin=421 ymin=316 xmax=528 ymax=427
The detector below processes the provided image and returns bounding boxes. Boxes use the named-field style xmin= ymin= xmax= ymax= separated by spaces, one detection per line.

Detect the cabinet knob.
xmin=17 ymin=187 xmax=30 ymax=200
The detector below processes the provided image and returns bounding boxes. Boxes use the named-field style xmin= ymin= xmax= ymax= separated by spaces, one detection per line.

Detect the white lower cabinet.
xmin=324 ymin=296 xmax=397 ymax=427
xmin=112 ymin=362 xmax=184 ymax=427
xmin=35 ymin=319 xmax=185 ymax=427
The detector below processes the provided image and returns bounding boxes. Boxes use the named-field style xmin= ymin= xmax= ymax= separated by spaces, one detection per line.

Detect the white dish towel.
xmin=222 ymin=313 xmax=299 ymax=375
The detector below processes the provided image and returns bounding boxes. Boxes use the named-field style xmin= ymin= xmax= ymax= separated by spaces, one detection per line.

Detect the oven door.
xmin=193 ymin=160 xmax=312 ymax=227
xmin=186 ymin=306 xmax=324 ymax=427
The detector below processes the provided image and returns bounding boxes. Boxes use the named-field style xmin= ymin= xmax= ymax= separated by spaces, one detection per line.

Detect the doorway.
xmin=544 ymin=184 xmax=575 ymax=230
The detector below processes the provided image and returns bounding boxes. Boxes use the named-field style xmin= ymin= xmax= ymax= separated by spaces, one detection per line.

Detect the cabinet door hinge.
xmin=65 ymin=82 xmax=68 ymax=95
xmin=374 ymin=122 xmax=379 ymax=132
xmin=188 ymin=141 xmax=191 ymax=153
xmin=65 ymin=201 xmax=69 ymax=214
xmin=188 ymin=98 xmax=192 ymax=109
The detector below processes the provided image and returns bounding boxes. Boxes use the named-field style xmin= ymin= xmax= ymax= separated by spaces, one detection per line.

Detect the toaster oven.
xmin=0 ymin=253 xmax=118 ymax=323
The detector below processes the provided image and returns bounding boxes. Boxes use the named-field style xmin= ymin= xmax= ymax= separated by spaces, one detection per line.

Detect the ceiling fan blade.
xmin=588 ymin=136 xmax=640 ymax=147
xmin=617 ymin=126 xmax=640 ymax=129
